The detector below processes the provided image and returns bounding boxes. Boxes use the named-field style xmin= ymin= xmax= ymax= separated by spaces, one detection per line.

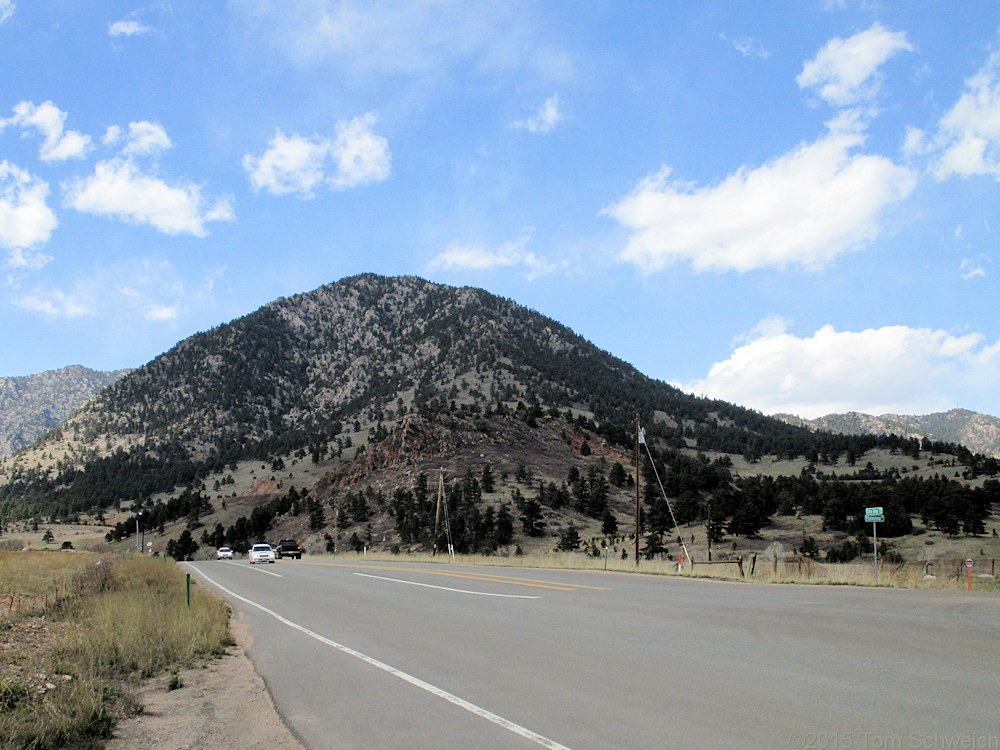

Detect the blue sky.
xmin=2 ymin=1 xmax=999 ymax=420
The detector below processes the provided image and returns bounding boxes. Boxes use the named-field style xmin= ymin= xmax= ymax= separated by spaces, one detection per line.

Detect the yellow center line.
xmin=298 ymin=561 xmax=606 ymax=592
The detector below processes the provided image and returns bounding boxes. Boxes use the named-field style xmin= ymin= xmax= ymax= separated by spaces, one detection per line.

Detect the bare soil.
xmin=106 ymin=611 xmax=305 ymax=750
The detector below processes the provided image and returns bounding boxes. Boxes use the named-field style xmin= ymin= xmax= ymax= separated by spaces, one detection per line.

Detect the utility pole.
xmin=707 ymin=501 xmax=712 ymax=562
xmin=433 ymin=471 xmax=443 ymax=556
xmin=635 ymin=413 xmax=641 ymax=567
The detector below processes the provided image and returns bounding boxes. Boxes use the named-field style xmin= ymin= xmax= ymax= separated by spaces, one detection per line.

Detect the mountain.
xmin=4 ymin=274 xmax=851 ymax=479
xmin=1 ymin=274 xmax=996 ymax=556
xmin=774 ymin=409 xmax=1000 ymax=458
xmin=0 ymin=365 xmax=130 ymax=459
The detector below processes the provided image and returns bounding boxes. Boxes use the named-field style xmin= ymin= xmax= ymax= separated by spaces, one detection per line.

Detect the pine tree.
xmin=556 ymin=525 xmax=581 ymax=551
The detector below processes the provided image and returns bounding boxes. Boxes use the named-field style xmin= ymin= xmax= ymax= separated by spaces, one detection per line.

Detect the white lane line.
xmin=246 ymin=563 xmax=282 ymax=577
xmin=187 ymin=565 xmax=571 ymax=750
xmin=354 ymin=572 xmax=541 ymax=599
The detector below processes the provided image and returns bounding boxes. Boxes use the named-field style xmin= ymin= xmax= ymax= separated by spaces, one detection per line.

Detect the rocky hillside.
xmin=775 ymin=409 xmax=1000 ymax=458
xmin=0 ymin=365 xmax=130 ymax=459
xmin=17 ymin=273 xmax=820 ymax=476
xmin=2 ymin=274 xmax=995 ymax=557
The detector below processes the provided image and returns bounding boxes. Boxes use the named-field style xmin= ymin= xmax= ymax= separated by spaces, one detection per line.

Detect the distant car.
xmin=216 ymin=546 xmax=233 ymax=560
xmin=249 ymin=543 xmax=275 ymax=564
xmin=275 ymin=539 xmax=303 ymax=559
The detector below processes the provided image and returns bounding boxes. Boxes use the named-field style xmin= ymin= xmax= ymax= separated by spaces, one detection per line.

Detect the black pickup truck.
xmin=274 ymin=539 xmax=303 ymax=559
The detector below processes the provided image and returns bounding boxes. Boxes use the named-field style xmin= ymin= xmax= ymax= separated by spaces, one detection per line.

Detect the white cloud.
xmin=64 ymin=157 xmax=234 ymax=236
xmin=680 ymin=320 xmax=1000 ymax=419
xmin=0 ymin=162 xmax=58 ymax=262
xmin=14 ymin=258 xmax=193 ymax=324
xmin=108 ymin=19 xmax=152 ymax=37
xmin=0 ymin=0 xmax=13 ymax=24
xmin=605 ymin=122 xmax=916 ymax=274
xmin=512 ymin=94 xmax=562 ymax=134
xmin=1 ymin=101 xmax=91 ymax=161
xmin=428 ymin=234 xmax=558 ymax=280
xmin=230 ymin=0 xmax=561 ymax=79
xmin=931 ymin=51 xmax=1000 ymax=180
xmin=102 ymin=121 xmax=172 ymax=155
xmin=243 ymin=114 xmax=390 ymax=197
xmin=797 ymin=23 xmax=913 ymax=107
xmin=960 ymin=257 xmax=987 ymax=280
xmin=243 ymin=131 xmax=329 ymax=197
xmin=145 ymin=304 xmax=177 ymax=321
xmin=15 ymin=288 xmax=91 ymax=317
xmin=720 ymin=33 xmax=769 ymax=60
xmin=328 ymin=114 xmax=391 ymax=189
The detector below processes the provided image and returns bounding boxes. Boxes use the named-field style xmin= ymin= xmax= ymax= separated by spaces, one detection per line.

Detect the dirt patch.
xmin=106 ymin=612 xmax=304 ymax=750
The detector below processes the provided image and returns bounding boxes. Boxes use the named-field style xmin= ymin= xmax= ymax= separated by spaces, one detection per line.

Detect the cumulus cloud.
xmin=428 ymin=234 xmax=559 ymax=280
xmin=64 ymin=158 xmax=234 ymax=236
xmin=1 ymin=101 xmax=91 ymax=161
xmin=512 ymin=94 xmax=562 ymax=133
xmin=328 ymin=114 xmax=392 ymax=188
xmin=605 ymin=120 xmax=916 ymax=274
xmin=243 ymin=114 xmax=390 ymax=197
xmin=797 ymin=23 xmax=913 ymax=107
xmin=680 ymin=319 xmax=1000 ymax=418
xmin=0 ymin=0 xmax=13 ymax=24
xmin=103 ymin=121 xmax=172 ymax=156
xmin=928 ymin=51 xmax=1000 ymax=180
xmin=108 ymin=19 xmax=152 ymax=37
xmin=0 ymin=161 xmax=58 ymax=263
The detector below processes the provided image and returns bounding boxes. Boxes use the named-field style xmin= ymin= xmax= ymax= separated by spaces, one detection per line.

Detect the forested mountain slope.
xmin=775 ymin=409 xmax=1000 ymax=458
xmin=0 ymin=365 xmax=130 ymax=459
xmin=1 ymin=275 xmax=996 ymax=558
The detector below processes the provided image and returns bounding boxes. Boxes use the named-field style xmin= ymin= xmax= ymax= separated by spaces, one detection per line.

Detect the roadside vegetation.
xmin=0 ymin=551 xmax=231 ymax=750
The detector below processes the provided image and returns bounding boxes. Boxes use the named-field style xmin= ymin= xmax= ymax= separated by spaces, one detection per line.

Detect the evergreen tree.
xmin=556 ymin=525 xmax=581 ymax=551
xmin=495 ymin=503 xmax=514 ymax=545
xmin=520 ymin=498 xmax=545 ymax=536
xmin=480 ymin=465 xmax=495 ymax=493
xmin=309 ymin=499 xmax=326 ymax=531
xmin=602 ymin=509 xmax=618 ymax=536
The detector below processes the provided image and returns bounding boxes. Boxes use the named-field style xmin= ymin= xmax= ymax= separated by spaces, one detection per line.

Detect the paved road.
xmin=187 ymin=558 xmax=1000 ymax=750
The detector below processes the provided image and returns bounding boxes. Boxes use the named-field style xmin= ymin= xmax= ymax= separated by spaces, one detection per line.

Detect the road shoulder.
xmin=105 ymin=610 xmax=306 ymax=749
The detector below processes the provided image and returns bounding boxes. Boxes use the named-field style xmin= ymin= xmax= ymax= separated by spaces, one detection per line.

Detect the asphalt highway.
xmin=186 ymin=558 xmax=1000 ymax=750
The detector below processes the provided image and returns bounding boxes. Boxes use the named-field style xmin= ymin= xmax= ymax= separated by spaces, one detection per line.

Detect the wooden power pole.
xmin=635 ymin=413 xmax=641 ymax=566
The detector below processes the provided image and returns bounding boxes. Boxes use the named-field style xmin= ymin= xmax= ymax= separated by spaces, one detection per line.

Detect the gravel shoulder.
xmin=106 ymin=610 xmax=305 ymax=750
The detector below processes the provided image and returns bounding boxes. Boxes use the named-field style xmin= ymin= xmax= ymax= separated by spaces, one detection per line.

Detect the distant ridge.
xmin=773 ymin=408 xmax=1000 ymax=458
xmin=0 ymin=365 xmax=131 ymax=459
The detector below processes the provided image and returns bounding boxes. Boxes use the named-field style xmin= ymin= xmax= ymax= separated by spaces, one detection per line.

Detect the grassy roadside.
xmin=0 ymin=551 xmax=231 ymax=750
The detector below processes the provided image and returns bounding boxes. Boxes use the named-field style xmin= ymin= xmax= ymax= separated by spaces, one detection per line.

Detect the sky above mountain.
xmin=2 ymin=1 xmax=999 ymax=420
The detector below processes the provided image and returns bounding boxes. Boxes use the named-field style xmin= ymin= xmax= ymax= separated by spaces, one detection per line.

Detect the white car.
xmin=216 ymin=546 xmax=233 ymax=560
xmin=249 ymin=543 xmax=275 ymax=564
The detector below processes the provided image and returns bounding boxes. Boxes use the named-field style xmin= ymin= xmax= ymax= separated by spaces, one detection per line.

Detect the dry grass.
xmin=0 ymin=552 xmax=231 ymax=750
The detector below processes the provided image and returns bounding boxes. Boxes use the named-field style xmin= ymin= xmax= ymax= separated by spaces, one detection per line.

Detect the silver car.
xmin=249 ymin=543 xmax=275 ymax=564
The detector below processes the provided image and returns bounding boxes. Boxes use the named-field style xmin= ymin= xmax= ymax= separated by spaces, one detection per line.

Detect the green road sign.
xmin=865 ymin=506 xmax=883 ymax=515
xmin=865 ymin=514 xmax=884 ymax=523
